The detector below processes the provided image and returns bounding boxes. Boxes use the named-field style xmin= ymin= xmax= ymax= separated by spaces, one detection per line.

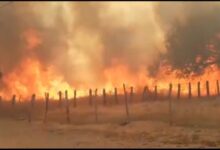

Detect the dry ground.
xmin=0 ymin=95 xmax=220 ymax=148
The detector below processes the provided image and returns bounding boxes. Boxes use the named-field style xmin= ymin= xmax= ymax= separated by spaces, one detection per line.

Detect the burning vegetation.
xmin=0 ymin=2 xmax=220 ymax=100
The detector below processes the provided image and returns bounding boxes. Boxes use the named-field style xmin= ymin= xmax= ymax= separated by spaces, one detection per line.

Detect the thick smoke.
xmin=0 ymin=2 xmax=161 ymax=89
xmin=0 ymin=2 xmax=69 ymax=90
xmin=0 ymin=2 xmax=70 ymax=72
xmin=69 ymin=2 xmax=161 ymax=86
xmin=153 ymin=2 xmax=220 ymax=77
xmin=2 ymin=1 xmax=220 ymax=92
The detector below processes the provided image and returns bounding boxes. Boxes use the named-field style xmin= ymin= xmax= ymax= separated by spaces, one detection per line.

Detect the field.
xmin=0 ymin=94 xmax=220 ymax=148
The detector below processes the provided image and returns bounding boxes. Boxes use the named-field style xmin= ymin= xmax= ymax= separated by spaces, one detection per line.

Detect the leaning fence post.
xmin=188 ymin=82 xmax=192 ymax=99
xmin=73 ymin=90 xmax=77 ymax=107
xmin=177 ymin=83 xmax=181 ymax=99
xmin=103 ymin=88 xmax=106 ymax=106
xmin=44 ymin=92 xmax=49 ymax=123
xmin=65 ymin=90 xmax=70 ymax=123
xmin=12 ymin=94 xmax=16 ymax=107
xmin=217 ymin=80 xmax=219 ymax=96
xmin=206 ymin=80 xmax=210 ymax=97
xmin=130 ymin=86 xmax=134 ymax=103
xmin=89 ymin=89 xmax=93 ymax=106
xmin=94 ymin=89 xmax=98 ymax=123
xmin=114 ymin=88 xmax=118 ymax=104
xmin=198 ymin=81 xmax=201 ymax=98
xmin=123 ymin=84 xmax=130 ymax=122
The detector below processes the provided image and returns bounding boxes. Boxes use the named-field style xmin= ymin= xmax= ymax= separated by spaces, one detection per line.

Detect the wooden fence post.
xmin=28 ymin=94 xmax=36 ymax=123
xmin=114 ymin=88 xmax=118 ymax=104
xmin=123 ymin=84 xmax=130 ymax=122
xmin=94 ymin=89 xmax=98 ymax=123
xmin=130 ymin=86 xmax=134 ymax=103
xmin=73 ymin=90 xmax=77 ymax=107
xmin=169 ymin=91 xmax=173 ymax=126
xmin=44 ymin=92 xmax=49 ymax=123
xmin=217 ymin=80 xmax=220 ymax=96
xmin=154 ymin=85 xmax=157 ymax=100
xmin=198 ymin=81 xmax=201 ymax=98
xmin=0 ymin=96 xmax=2 ymax=107
xmin=188 ymin=82 xmax=192 ymax=99
xmin=142 ymin=86 xmax=147 ymax=101
xmin=65 ymin=90 xmax=70 ymax=123
xmin=168 ymin=83 xmax=172 ymax=99
xmin=31 ymin=94 xmax=36 ymax=108
xmin=12 ymin=94 xmax=16 ymax=107
xmin=89 ymin=89 xmax=93 ymax=106
xmin=206 ymin=80 xmax=210 ymax=97
xmin=177 ymin=83 xmax=181 ymax=99
xmin=58 ymin=91 xmax=62 ymax=108
xmin=103 ymin=88 xmax=106 ymax=106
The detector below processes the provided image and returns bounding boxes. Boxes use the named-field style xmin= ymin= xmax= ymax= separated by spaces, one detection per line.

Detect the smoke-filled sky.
xmin=0 ymin=2 xmax=220 ymax=89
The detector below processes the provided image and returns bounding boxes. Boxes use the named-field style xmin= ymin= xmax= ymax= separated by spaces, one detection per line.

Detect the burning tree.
xmin=154 ymin=2 xmax=220 ymax=77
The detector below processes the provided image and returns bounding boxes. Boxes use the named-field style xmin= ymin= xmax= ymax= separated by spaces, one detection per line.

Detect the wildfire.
xmin=0 ymin=8 xmax=219 ymax=101
xmin=102 ymin=61 xmax=220 ymax=98
xmin=1 ymin=51 xmax=220 ymax=101
xmin=0 ymin=55 xmax=219 ymax=101
xmin=0 ymin=58 xmax=74 ymax=100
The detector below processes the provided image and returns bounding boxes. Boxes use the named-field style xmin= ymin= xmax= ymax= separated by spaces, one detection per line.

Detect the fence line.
xmin=1 ymin=80 xmax=220 ymax=126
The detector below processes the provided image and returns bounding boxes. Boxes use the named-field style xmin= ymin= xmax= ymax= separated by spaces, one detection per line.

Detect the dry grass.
xmin=0 ymin=95 xmax=220 ymax=148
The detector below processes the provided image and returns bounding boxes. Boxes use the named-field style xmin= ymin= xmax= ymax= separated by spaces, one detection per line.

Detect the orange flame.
xmin=1 ymin=58 xmax=219 ymax=100
xmin=0 ymin=28 xmax=220 ymax=100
